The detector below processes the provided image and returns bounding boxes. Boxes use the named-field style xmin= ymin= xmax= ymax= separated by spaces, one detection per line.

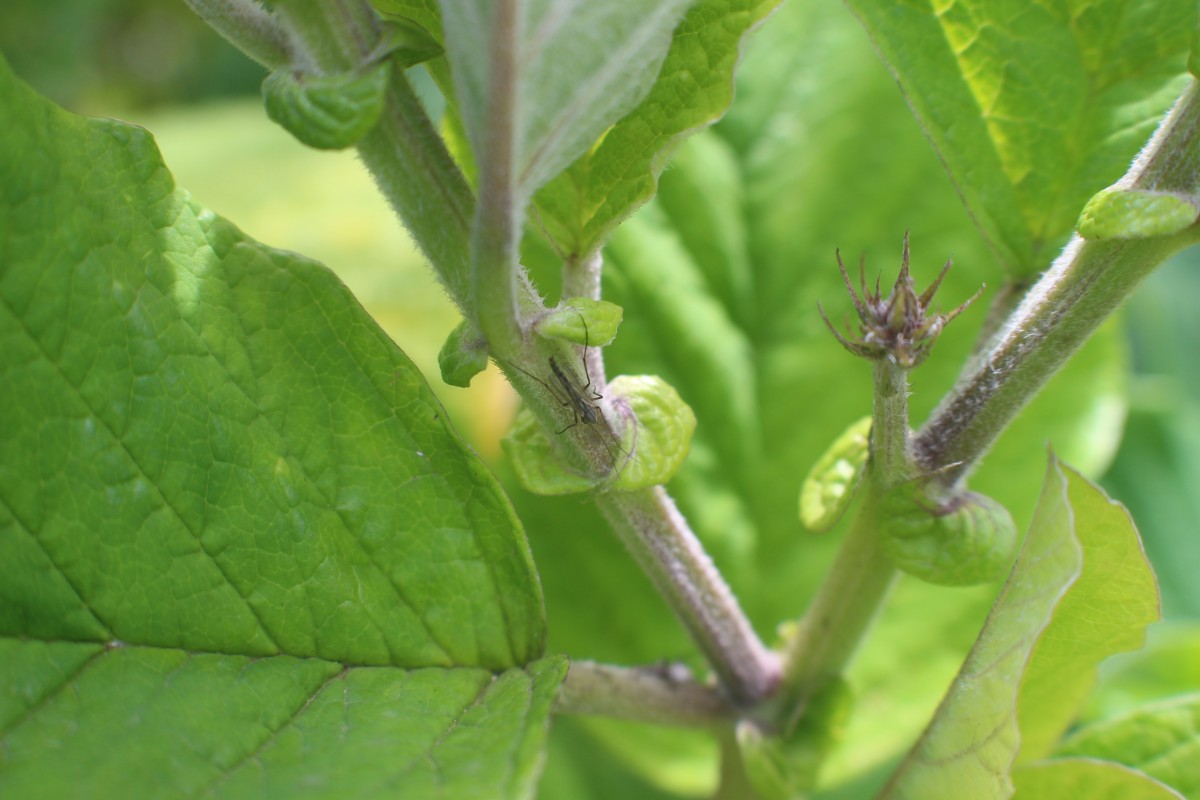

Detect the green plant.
xmin=3 ymin=0 xmax=1200 ymax=797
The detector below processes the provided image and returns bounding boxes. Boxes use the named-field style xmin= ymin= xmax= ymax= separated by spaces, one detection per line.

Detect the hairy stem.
xmin=872 ymin=359 xmax=911 ymax=486
xmin=255 ymin=1 xmax=477 ymax=309
xmin=555 ymin=660 xmax=733 ymax=727
xmin=596 ymin=487 xmax=780 ymax=706
xmin=915 ymin=79 xmax=1200 ymax=486
xmin=565 ymin=250 xmax=609 ymax=386
xmin=183 ymin=0 xmax=292 ymax=69
xmin=780 ymin=490 xmax=896 ymax=713
xmin=470 ymin=0 xmax=525 ymax=359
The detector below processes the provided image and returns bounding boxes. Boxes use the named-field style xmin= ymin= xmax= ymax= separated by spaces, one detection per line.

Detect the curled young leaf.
xmin=262 ymin=60 xmax=390 ymax=150
xmin=437 ymin=319 xmax=489 ymax=388
xmin=537 ymin=297 xmax=624 ymax=347
xmin=501 ymin=374 xmax=695 ymax=495
xmin=1077 ymin=188 xmax=1200 ymax=241
xmin=607 ymin=374 xmax=696 ymax=492
xmin=878 ymin=484 xmax=1018 ymax=587
xmin=799 ymin=416 xmax=871 ymax=533
xmin=502 ymin=405 xmax=607 ymax=496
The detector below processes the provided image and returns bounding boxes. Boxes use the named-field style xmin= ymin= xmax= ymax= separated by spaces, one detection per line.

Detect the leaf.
xmin=1015 ymin=464 xmax=1161 ymax=761
xmin=372 ymin=0 xmax=444 ymax=40
xmin=877 ymin=488 xmax=1018 ymax=587
xmin=0 ymin=55 xmax=552 ymax=796
xmin=844 ymin=0 xmax=1195 ymax=276
xmin=438 ymin=318 xmax=490 ymax=387
xmin=437 ymin=0 xmax=697 ymax=201
xmin=538 ymin=297 xmax=624 ymax=347
xmin=503 ymin=374 xmax=695 ymax=494
xmin=799 ymin=416 xmax=871 ymax=534
xmin=1077 ymin=189 xmax=1200 ymax=241
xmin=1055 ymin=693 xmax=1200 ymax=799
xmin=0 ymin=640 xmax=566 ymax=799
xmin=262 ymin=60 xmax=391 ymax=150
xmin=1012 ymin=758 xmax=1185 ymax=800
xmin=878 ymin=456 xmax=1159 ymax=799
xmin=534 ymin=0 xmax=782 ymax=257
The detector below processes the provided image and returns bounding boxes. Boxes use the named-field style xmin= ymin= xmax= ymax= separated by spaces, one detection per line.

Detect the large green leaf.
xmin=0 ymin=641 xmax=566 ymax=799
xmin=1054 ymin=693 xmax=1200 ymax=799
xmin=534 ymin=0 xmax=781 ymax=258
xmin=437 ymin=0 xmax=696 ymax=202
xmin=0 ymin=54 xmax=556 ymax=797
xmin=844 ymin=0 xmax=1195 ymax=276
xmin=878 ymin=457 xmax=1158 ymax=799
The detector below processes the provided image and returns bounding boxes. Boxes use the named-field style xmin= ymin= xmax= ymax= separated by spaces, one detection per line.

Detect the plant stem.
xmin=779 ymin=490 xmax=896 ymax=713
xmin=183 ymin=0 xmax=292 ymax=69
xmin=871 ymin=359 xmax=911 ymax=487
xmin=470 ymin=0 xmax=525 ymax=359
xmin=563 ymin=250 xmax=609 ymax=386
xmin=358 ymin=76 xmax=476 ymax=305
xmin=715 ymin=728 xmax=760 ymax=800
xmin=915 ymin=79 xmax=1200 ymax=486
xmin=562 ymin=249 xmax=604 ymax=301
xmin=555 ymin=660 xmax=733 ymax=727
xmin=255 ymin=1 xmax=478 ymax=311
xmin=596 ymin=487 xmax=780 ymax=706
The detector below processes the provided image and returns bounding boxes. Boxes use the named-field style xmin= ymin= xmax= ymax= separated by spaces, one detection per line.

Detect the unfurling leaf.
xmin=878 ymin=484 xmax=1018 ymax=587
xmin=799 ymin=416 xmax=871 ymax=533
xmin=1077 ymin=188 xmax=1199 ymax=241
xmin=502 ymin=374 xmax=695 ymax=494
xmin=263 ymin=60 xmax=390 ymax=150
xmin=438 ymin=318 xmax=489 ymax=387
xmin=538 ymin=297 xmax=625 ymax=347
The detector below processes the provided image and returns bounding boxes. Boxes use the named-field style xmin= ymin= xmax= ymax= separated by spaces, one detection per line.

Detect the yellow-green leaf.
xmin=1013 ymin=758 xmax=1185 ymax=800
xmin=879 ymin=456 xmax=1160 ymax=798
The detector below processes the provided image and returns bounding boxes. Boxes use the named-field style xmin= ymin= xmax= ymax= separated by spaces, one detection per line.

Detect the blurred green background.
xmin=5 ymin=2 xmax=1199 ymax=796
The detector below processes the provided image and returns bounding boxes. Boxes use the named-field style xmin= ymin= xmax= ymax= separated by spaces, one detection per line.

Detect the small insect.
xmin=508 ymin=319 xmax=636 ymax=480
xmin=547 ymin=354 xmax=602 ymax=431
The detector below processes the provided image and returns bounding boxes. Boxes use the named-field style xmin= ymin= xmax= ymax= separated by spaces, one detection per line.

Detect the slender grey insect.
xmin=547 ymin=353 xmax=602 ymax=432
xmin=508 ymin=317 xmax=636 ymax=478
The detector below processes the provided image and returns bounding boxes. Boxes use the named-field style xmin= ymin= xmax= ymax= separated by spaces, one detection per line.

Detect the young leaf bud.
xmin=878 ymin=482 xmax=1018 ymax=586
xmin=262 ymin=60 xmax=390 ymax=150
xmin=799 ymin=416 xmax=871 ymax=533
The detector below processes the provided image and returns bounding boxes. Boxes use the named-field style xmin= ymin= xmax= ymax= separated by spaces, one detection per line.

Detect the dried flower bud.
xmin=819 ymin=232 xmax=982 ymax=368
